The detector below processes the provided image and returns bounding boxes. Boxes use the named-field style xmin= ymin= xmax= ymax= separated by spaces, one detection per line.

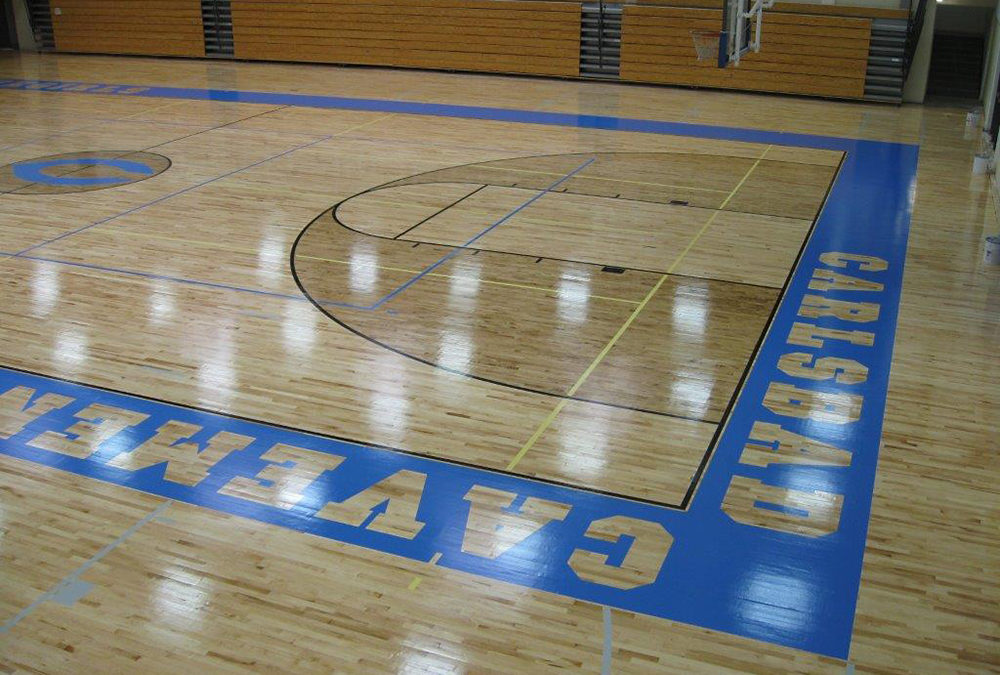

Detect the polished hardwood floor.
xmin=0 ymin=53 xmax=997 ymax=673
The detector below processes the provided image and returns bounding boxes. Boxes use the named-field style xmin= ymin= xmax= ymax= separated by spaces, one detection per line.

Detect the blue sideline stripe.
xmin=0 ymin=79 xmax=918 ymax=153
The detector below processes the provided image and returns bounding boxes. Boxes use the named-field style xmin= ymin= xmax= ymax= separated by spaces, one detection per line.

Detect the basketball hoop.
xmin=691 ymin=30 xmax=721 ymax=61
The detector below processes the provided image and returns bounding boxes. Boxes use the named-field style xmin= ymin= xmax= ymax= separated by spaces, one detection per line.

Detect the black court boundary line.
xmin=289 ymin=149 xmax=845 ymax=508
xmin=0 ymin=155 xmax=845 ymax=512
xmin=677 ymin=149 xmax=848 ymax=508
xmin=0 ymin=147 xmax=842 ymax=510
xmin=0 ymin=150 xmax=172 ymax=195
xmin=0 ymin=362 xmax=692 ymax=511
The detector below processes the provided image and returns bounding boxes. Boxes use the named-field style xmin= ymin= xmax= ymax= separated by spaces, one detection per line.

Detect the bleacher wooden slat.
xmin=620 ymin=40 xmax=867 ymax=62
xmin=624 ymin=35 xmax=869 ymax=60
xmin=634 ymin=0 xmax=908 ymax=18
xmin=235 ymin=36 xmax=578 ymax=58
xmin=53 ymin=37 xmax=205 ymax=57
xmin=235 ymin=0 xmax=574 ymax=9
xmin=233 ymin=44 xmax=578 ymax=74
xmin=231 ymin=12 xmax=578 ymax=35
xmin=232 ymin=25 xmax=576 ymax=42
xmin=233 ymin=34 xmax=579 ymax=52
xmin=770 ymin=2 xmax=909 ymax=19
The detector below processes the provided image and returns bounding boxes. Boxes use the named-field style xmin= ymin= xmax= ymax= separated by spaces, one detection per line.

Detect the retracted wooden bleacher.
xmin=44 ymin=0 xmax=910 ymax=100
xmin=230 ymin=0 xmax=581 ymax=77
xmin=50 ymin=0 xmax=205 ymax=57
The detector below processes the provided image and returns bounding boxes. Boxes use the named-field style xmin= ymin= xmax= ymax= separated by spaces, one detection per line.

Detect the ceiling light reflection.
xmin=558 ymin=412 xmax=609 ymax=479
xmin=438 ymin=330 xmax=473 ymax=373
xmin=671 ymin=289 xmax=708 ymax=335
xmin=368 ymin=392 xmax=410 ymax=446
xmin=669 ymin=373 xmax=712 ymax=419
xmin=737 ymin=565 xmax=818 ymax=635
xmin=148 ymin=279 xmax=175 ymax=326
xmin=256 ymin=229 xmax=287 ymax=284
xmin=448 ymin=259 xmax=481 ymax=312
xmin=54 ymin=329 xmax=88 ymax=372
xmin=196 ymin=328 xmax=236 ymax=408
xmin=557 ymin=274 xmax=590 ymax=324
xmin=281 ymin=302 xmax=319 ymax=354
xmin=349 ymin=243 xmax=378 ymax=295
xmin=31 ymin=264 xmax=60 ymax=317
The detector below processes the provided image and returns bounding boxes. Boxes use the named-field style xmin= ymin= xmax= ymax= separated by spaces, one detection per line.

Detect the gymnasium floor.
xmin=0 ymin=52 xmax=997 ymax=673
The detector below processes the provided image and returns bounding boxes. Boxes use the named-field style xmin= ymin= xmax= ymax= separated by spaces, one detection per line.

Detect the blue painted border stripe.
xmin=0 ymin=78 xmax=916 ymax=153
xmin=0 ymin=76 xmax=919 ymax=659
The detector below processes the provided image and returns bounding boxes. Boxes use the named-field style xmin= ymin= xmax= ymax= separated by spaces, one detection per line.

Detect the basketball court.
xmin=0 ymin=10 xmax=996 ymax=673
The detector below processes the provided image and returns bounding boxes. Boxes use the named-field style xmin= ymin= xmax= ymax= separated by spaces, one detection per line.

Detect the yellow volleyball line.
xmin=505 ymin=144 xmax=773 ymax=471
xmin=407 ymin=552 xmax=442 ymax=592
xmin=505 ymin=274 xmax=667 ymax=470
xmin=718 ymin=145 xmax=770 ymax=211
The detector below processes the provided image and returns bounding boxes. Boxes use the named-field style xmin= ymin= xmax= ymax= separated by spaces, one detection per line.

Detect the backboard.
xmin=718 ymin=0 xmax=773 ymax=67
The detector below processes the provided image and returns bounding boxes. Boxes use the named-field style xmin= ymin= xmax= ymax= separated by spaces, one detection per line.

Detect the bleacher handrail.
xmin=903 ymin=0 xmax=928 ymax=77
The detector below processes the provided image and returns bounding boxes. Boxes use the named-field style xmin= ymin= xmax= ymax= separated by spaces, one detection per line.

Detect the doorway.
xmin=926 ymin=4 xmax=991 ymax=101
